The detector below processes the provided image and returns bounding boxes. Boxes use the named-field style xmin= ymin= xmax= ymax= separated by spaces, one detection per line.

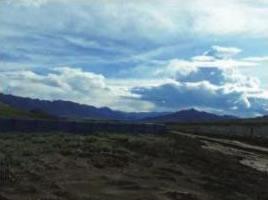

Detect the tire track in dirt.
xmin=172 ymin=131 xmax=268 ymax=173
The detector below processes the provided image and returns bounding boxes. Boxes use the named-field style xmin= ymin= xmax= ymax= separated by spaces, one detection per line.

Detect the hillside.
xmin=143 ymin=108 xmax=237 ymax=123
xmin=0 ymin=102 xmax=55 ymax=120
xmin=0 ymin=102 xmax=35 ymax=119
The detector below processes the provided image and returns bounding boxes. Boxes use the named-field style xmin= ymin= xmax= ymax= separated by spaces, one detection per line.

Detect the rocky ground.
xmin=0 ymin=132 xmax=267 ymax=200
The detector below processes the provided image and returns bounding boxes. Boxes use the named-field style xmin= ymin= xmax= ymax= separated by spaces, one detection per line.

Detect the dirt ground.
xmin=0 ymin=132 xmax=267 ymax=200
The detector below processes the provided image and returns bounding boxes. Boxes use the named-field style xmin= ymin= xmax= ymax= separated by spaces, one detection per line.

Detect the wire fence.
xmin=0 ymin=159 xmax=20 ymax=186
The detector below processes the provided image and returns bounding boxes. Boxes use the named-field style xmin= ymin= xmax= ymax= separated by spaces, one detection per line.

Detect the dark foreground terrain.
xmin=0 ymin=132 xmax=268 ymax=200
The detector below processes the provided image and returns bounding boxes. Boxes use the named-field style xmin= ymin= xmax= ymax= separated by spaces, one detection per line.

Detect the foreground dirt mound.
xmin=0 ymin=133 xmax=267 ymax=200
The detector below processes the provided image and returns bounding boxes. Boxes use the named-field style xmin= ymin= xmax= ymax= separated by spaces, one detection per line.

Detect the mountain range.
xmin=143 ymin=108 xmax=237 ymax=123
xmin=0 ymin=93 xmax=237 ymax=122
xmin=0 ymin=93 xmax=167 ymax=121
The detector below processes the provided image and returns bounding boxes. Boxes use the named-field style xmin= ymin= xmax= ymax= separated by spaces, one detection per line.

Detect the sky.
xmin=1 ymin=0 xmax=268 ymax=117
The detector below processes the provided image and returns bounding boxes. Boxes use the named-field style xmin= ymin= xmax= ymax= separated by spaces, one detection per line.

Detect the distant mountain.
xmin=0 ymin=93 xmax=166 ymax=121
xmin=143 ymin=108 xmax=237 ymax=123
xmin=244 ymin=115 xmax=268 ymax=123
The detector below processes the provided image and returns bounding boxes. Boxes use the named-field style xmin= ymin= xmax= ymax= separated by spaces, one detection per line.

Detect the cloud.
xmin=1 ymin=0 xmax=268 ymax=117
xmin=0 ymin=67 xmax=154 ymax=112
xmin=191 ymin=0 xmax=268 ymax=37
xmin=0 ymin=45 xmax=267 ymax=116
xmin=204 ymin=45 xmax=242 ymax=59
xmin=243 ymin=56 xmax=268 ymax=62
xmin=4 ymin=0 xmax=268 ymax=39
xmin=131 ymin=46 xmax=268 ymax=116
xmin=133 ymin=72 xmax=268 ymax=116
xmin=2 ymin=0 xmax=268 ymax=43
xmin=1 ymin=0 xmax=267 ymax=77
xmin=8 ymin=0 xmax=48 ymax=7
xmin=143 ymin=46 xmax=255 ymax=81
xmin=133 ymin=81 xmax=252 ymax=113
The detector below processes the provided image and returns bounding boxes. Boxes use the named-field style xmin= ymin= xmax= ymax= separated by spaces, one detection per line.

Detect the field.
xmin=0 ymin=132 xmax=267 ymax=200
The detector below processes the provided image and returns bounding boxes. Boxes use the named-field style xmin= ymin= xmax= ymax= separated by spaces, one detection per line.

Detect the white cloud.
xmin=243 ymin=56 xmax=268 ymax=62
xmin=205 ymin=46 xmax=242 ymax=59
xmin=191 ymin=0 xmax=268 ymax=37
xmin=151 ymin=46 xmax=255 ymax=81
xmin=133 ymin=72 xmax=268 ymax=116
xmin=0 ymin=67 xmax=154 ymax=112
xmin=192 ymin=55 xmax=215 ymax=62
xmin=132 ymin=45 xmax=268 ymax=116
xmin=2 ymin=0 xmax=268 ymax=43
xmin=6 ymin=0 xmax=49 ymax=7
xmin=1 ymin=0 xmax=268 ymax=117
xmin=0 ymin=45 xmax=268 ymax=116
xmin=1 ymin=0 xmax=267 ymax=79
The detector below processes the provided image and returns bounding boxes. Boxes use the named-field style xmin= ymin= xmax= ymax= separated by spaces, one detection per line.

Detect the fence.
xmin=0 ymin=159 xmax=19 ymax=186
xmin=0 ymin=118 xmax=167 ymax=135
xmin=171 ymin=122 xmax=268 ymax=138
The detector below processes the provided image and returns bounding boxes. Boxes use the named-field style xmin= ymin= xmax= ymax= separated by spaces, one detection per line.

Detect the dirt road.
xmin=172 ymin=131 xmax=268 ymax=173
